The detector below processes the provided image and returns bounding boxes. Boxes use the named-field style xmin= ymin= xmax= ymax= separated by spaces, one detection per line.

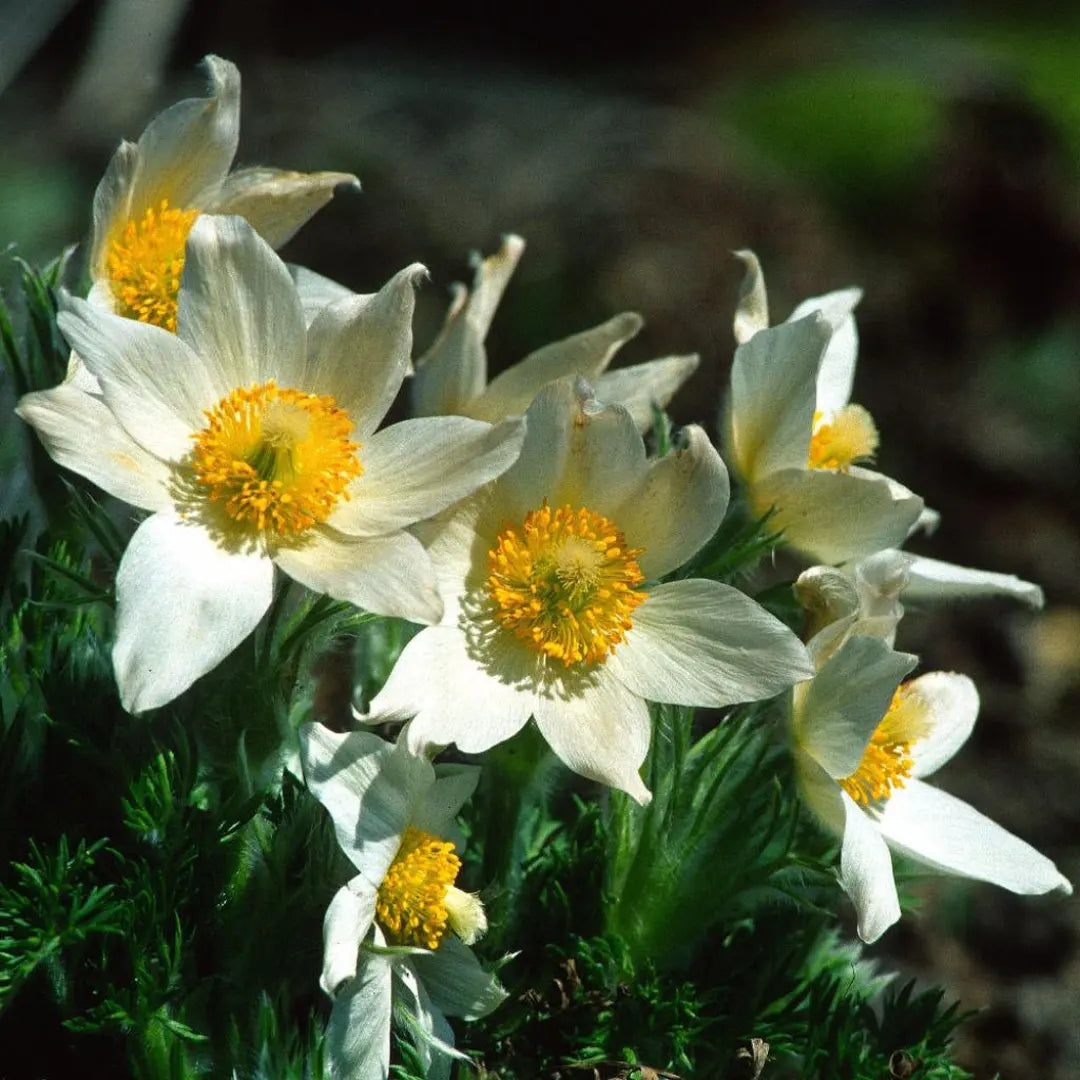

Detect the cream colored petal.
xmin=853 ymin=549 xmax=911 ymax=623
xmin=113 ymin=514 xmax=273 ymax=712
xmin=877 ymin=780 xmax=1072 ymax=896
xmin=413 ymin=234 xmax=524 ymax=417
xmin=16 ymin=384 xmax=173 ymax=512
xmin=728 ymin=314 xmax=830 ymax=482
xmin=273 ymin=527 xmax=443 ymax=625
xmin=795 ymin=635 xmax=917 ymax=779
xmin=903 ymin=554 xmax=1044 ymax=609
xmin=467 ymin=312 xmax=642 ymax=422
xmin=593 ymin=352 xmax=699 ymax=433
xmin=320 ymin=877 xmax=377 ymax=995
xmin=839 ymin=789 xmax=901 ymax=943
xmin=606 ymin=578 xmax=813 ymax=708
xmin=89 ymin=140 xmax=138 ymax=280
xmin=57 ymin=294 xmax=213 ymax=460
xmin=326 ymin=951 xmax=393 ymax=1080
xmin=788 ymin=286 xmax=862 ymax=414
xmin=732 ymin=250 xmax=769 ymax=344
xmin=413 ymin=765 xmax=481 ymax=840
xmin=204 ymin=166 xmax=361 ymax=248
xmin=612 ymin=425 xmax=728 ymax=579
xmin=330 ymin=416 xmax=524 ymax=538
xmin=795 ymin=565 xmax=860 ymax=640
xmin=288 ymin=263 xmax=354 ymax=326
xmin=305 ymin=264 xmax=427 ymax=438
xmin=128 ymin=54 xmax=240 ymax=219
xmin=906 ymin=672 xmax=979 ymax=778
xmin=534 ymin=670 xmax=652 ymax=804
xmin=176 ymin=214 xmax=306 ymax=391
xmin=752 ymin=466 xmax=924 ymax=565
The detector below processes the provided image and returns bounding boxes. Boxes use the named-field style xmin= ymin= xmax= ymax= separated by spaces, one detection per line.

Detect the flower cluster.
xmin=13 ymin=54 xmax=1070 ymax=1078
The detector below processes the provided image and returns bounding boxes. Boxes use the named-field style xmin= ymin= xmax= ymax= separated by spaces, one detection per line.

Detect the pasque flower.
xmin=17 ymin=215 xmax=524 ymax=712
xmin=724 ymin=252 xmax=924 ymax=564
xmin=366 ymin=376 xmax=813 ymax=802
xmin=300 ymin=723 xmax=505 ymax=1080
xmin=412 ymin=235 xmax=698 ymax=430
xmin=792 ymin=633 xmax=1071 ymax=942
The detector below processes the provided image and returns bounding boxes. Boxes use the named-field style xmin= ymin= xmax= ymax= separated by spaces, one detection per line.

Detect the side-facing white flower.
xmin=412 ymin=235 xmax=698 ymax=431
xmin=366 ymin=376 xmax=813 ymax=802
xmin=300 ymin=723 xmax=505 ymax=1080
xmin=724 ymin=252 xmax=924 ymax=564
xmin=792 ymin=634 xmax=1071 ymax=943
xmin=86 ymin=54 xmax=358 ymax=340
xmin=17 ymin=215 xmax=524 ymax=713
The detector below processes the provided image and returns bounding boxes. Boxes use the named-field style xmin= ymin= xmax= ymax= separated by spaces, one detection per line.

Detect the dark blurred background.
xmin=2 ymin=2 xmax=1079 ymax=1076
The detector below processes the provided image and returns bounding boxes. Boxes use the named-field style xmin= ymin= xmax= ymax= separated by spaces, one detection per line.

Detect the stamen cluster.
xmin=808 ymin=405 xmax=879 ymax=471
xmin=375 ymin=827 xmax=461 ymax=951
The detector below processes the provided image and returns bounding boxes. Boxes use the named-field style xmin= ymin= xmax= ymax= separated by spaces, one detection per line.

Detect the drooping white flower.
xmin=724 ymin=252 xmax=924 ymax=564
xmin=300 ymin=723 xmax=505 ymax=1080
xmin=17 ymin=215 xmax=524 ymax=713
xmin=365 ymin=376 xmax=813 ymax=802
xmin=792 ymin=634 xmax=1071 ymax=943
xmin=85 ymin=54 xmax=359 ymax=342
xmin=412 ymin=235 xmax=698 ymax=431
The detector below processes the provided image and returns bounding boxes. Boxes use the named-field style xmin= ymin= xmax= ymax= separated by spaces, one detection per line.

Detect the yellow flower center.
xmin=487 ymin=502 xmax=647 ymax=667
xmin=839 ymin=682 xmax=932 ymax=806
xmin=807 ymin=405 xmax=879 ymax=471
xmin=105 ymin=200 xmax=201 ymax=332
xmin=189 ymin=381 xmax=362 ymax=539
xmin=376 ymin=827 xmax=462 ymax=951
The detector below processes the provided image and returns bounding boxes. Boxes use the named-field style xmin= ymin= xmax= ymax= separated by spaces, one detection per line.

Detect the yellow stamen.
xmin=839 ymin=682 xmax=933 ymax=805
xmin=189 ymin=381 xmax=361 ymax=539
xmin=105 ymin=200 xmax=201 ymax=332
xmin=375 ymin=827 xmax=462 ymax=951
xmin=808 ymin=405 xmax=879 ymax=471
xmin=487 ymin=502 xmax=646 ymax=668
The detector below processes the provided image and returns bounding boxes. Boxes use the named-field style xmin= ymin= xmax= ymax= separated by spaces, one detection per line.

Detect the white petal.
xmin=113 ymin=514 xmax=273 ymax=712
xmin=903 ymin=554 xmax=1044 ymax=609
xmin=367 ymin=627 xmax=535 ymax=754
xmin=414 ymin=765 xmax=481 ymax=839
xmin=205 ymin=166 xmax=361 ymax=248
xmin=413 ymin=235 xmax=524 ymax=417
xmin=128 ymin=54 xmax=240 ymax=219
xmin=606 ymin=578 xmax=814 ymax=708
xmin=795 ymin=635 xmax=917 ymax=779
xmin=393 ymin=962 xmax=460 ymax=1080
xmin=413 ymin=937 xmax=508 ymax=1020
xmin=593 ymin=352 xmax=700 ymax=433
xmin=877 ymin=779 xmax=1072 ymax=896
xmin=732 ymin=250 xmax=769 ymax=344
xmin=795 ymin=565 xmax=860 ymax=638
xmin=751 ymin=466 xmax=924 ymax=565
xmin=853 ymin=549 xmax=911 ymax=623
xmin=273 ymin=527 xmax=443 ymax=624
xmin=839 ymin=789 xmax=901 ymax=943
xmin=611 ymin=425 xmax=728 ymax=579
xmin=89 ymin=139 xmax=137 ymax=279
xmin=788 ymin=286 xmax=862 ymax=415
xmin=300 ymin=723 xmax=433 ymax=884
xmin=58 ymin=294 xmax=211 ymax=460
xmin=16 ymin=384 xmax=172 ymax=512
xmin=728 ymin=314 xmax=830 ymax=483
xmin=534 ymin=671 xmax=652 ymax=803
xmin=329 ymin=416 xmax=525 ymax=538
xmin=326 ymin=951 xmax=393 ymax=1080
xmin=906 ymin=672 xmax=979 ymax=778
xmin=176 ymin=214 xmax=306 ymax=390
xmin=321 ymin=877 xmax=378 ymax=994
xmin=304 ymin=264 xmax=427 ymax=437
xmin=288 ymin=263 xmax=355 ymax=326
xmin=468 ymin=312 xmax=642 ymax=422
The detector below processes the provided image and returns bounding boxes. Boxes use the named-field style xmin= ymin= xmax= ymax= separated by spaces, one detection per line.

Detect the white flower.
xmin=724 ymin=251 xmax=924 ymax=564
xmin=300 ymin=723 xmax=506 ymax=1080
xmin=365 ymin=376 xmax=813 ymax=803
xmin=412 ymin=235 xmax=698 ymax=431
xmin=83 ymin=54 xmax=358 ymax=345
xmin=792 ymin=634 xmax=1071 ymax=943
xmin=17 ymin=215 xmax=525 ymax=712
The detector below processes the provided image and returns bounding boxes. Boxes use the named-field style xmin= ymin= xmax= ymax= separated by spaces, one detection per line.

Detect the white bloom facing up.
xmin=792 ymin=634 xmax=1071 ymax=943
xmin=17 ymin=215 xmax=525 ymax=713
xmin=300 ymin=723 xmax=505 ymax=1080
xmin=725 ymin=252 xmax=924 ymax=564
xmin=366 ymin=377 xmax=814 ymax=803
xmin=412 ymin=235 xmax=699 ymax=431
xmin=85 ymin=54 xmax=358 ymax=342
